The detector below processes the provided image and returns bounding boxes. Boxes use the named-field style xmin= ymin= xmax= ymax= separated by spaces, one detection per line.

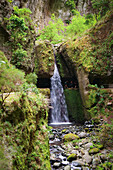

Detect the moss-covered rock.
xmin=0 ymin=88 xmax=51 ymax=170
xmin=97 ymin=144 xmax=104 ymax=150
xmin=63 ymin=133 xmax=79 ymax=142
xmin=89 ymin=148 xmax=99 ymax=154
xmin=35 ymin=40 xmax=54 ymax=78
xmin=67 ymin=153 xmax=77 ymax=161
xmin=64 ymin=89 xmax=85 ymax=123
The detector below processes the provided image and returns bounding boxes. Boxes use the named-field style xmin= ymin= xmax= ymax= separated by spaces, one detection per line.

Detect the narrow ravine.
xmin=49 ymin=119 xmax=111 ymax=170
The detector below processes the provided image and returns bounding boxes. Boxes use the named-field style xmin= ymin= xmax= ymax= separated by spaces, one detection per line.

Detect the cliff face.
xmin=11 ymin=0 xmax=92 ymax=30
xmin=57 ymin=10 xmax=113 ymax=118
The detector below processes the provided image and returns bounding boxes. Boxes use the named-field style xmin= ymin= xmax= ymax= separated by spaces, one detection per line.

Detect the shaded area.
xmin=37 ymin=78 xmax=51 ymax=88
xmin=89 ymin=73 xmax=113 ymax=88
xmin=61 ymin=77 xmax=79 ymax=89
xmin=64 ymin=89 xmax=85 ymax=124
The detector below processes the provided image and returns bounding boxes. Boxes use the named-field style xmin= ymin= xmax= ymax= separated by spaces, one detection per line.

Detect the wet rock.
xmin=71 ymin=167 xmax=82 ymax=170
xmin=71 ymin=161 xmax=81 ymax=167
xmin=64 ymin=165 xmax=71 ymax=170
xmin=83 ymin=152 xmax=92 ymax=164
xmin=100 ymin=154 xmax=107 ymax=162
xmin=78 ymin=132 xmax=87 ymax=138
xmin=82 ymin=167 xmax=90 ymax=170
xmin=84 ymin=142 xmax=93 ymax=150
xmin=63 ymin=133 xmax=79 ymax=142
xmin=62 ymin=160 xmax=69 ymax=165
xmin=71 ymin=161 xmax=82 ymax=170
xmin=89 ymin=148 xmax=99 ymax=154
xmin=71 ymin=150 xmax=78 ymax=155
xmin=72 ymin=160 xmax=85 ymax=166
xmin=53 ymin=162 xmax=61 ymax=168
xmin=57 ymin=146 xmax=65 ymax=152
xmin=49 ymin=134 xmax=54 ymax=139
xmin=67 ymin=153 xmax=77 ymax=161
xmin=92 ymin=157 xmax=100 ymax=168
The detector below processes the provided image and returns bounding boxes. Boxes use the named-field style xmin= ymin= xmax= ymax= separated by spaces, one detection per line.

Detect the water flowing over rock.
xmin=50 ymin=63 xmax=69 ymax=123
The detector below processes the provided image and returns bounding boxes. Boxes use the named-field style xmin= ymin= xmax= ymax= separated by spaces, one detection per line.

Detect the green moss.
xmin=35 ymin=40 xmax=54 ymax=78
xmin=89 ymin=148 xmax=99 ymax=154
xmin=64 ymin=89 xmax=85 ymax=123
xmin=62 ymin=129 xmax=67 ymax=133
xmin=0 ymin=145 xmax=11 ymax=170
xmin=67 ymin=153 xmax=77 ymax=161
xmin=97 ymin=144 xmax=104 ymax=150
xmin=0 ymin=88 xmax=51 ymax=169
xmin=63 ymin=133 xmax=79 ymax=142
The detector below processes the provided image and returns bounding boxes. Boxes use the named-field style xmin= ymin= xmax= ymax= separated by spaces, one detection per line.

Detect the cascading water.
xmin=50 ymin=63 xmax=69 ymax=124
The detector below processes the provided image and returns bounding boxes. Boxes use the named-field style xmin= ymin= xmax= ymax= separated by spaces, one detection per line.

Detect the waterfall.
xmin=50 ymin=63 xmax=69 ymax=123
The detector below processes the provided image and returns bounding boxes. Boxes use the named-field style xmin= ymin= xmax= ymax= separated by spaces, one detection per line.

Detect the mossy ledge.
xmin=0 ymin=89 xmax=51 ymax=170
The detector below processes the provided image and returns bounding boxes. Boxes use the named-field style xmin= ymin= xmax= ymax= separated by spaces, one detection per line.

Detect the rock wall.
xmin=57 ymin=9 xmax=113 ymax=119
xmin=11 ymin=0 xmax=92 ymax=30
xmin=64 ymin=89 xmax=85 ymax=123
xmin=35 ymin=40 xmax=54 ymax=78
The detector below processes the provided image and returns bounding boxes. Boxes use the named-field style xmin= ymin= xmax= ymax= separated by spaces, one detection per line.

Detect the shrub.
xmin=26 ymin=73 xmax=37 ymax=85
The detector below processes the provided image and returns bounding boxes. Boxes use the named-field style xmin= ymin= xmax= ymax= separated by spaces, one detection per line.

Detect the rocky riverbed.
xmin=49 ymin=120 xmax=113 ymax=170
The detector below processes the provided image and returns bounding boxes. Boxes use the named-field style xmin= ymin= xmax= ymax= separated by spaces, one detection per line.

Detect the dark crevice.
xmin=37 ymin=78 xmax=51 ymax=88
xmin=89 ymin=73 xmax=113 ymax=88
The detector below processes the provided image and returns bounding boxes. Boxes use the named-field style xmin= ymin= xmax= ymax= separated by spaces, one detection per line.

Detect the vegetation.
xmin=0 ymin=51 xmax=25 ymax=111
xmin=0 ymin=0 xmax=113 ymax=169
xmin=26 ymin=72 xmax=37 ymax=85
xmin=37 ymin=14 xmax=65 ymax=44
xmin=91 ymin=0 xmax=113 ymax=19
xmin=0 ymin=51 xmax=51 ymax=169
xmin=5 ymin=6 xmax=35 ymax=68
xmin=37 ymin=11 xmax=96 ymax=44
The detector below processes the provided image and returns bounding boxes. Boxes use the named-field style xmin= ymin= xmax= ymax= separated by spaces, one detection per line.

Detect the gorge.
xmin=0 ymin=0 xmax=113 ymax=169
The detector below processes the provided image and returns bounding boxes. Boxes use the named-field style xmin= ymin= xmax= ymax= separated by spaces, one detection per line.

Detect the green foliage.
xmin=6 ymin=6 xmax=34 ymax=66
xmin=0 ymin=51 xmax=25 ymax=111
xmin=65 ymin=0 xmax=76 ymax=15
xmin=38 ymin=12 xmax=96 ymax=44
xmin=99 ymin=123 xmax=113 ymax=147
xmin=37 ymin=14 xmax=65 ymax=44
xmin=7 ymin=0 xmax=12 ymax=3
xmin=12 ymin=48 xmax=28 ymax=66
xmin=26 ymin=72 xmax=38 ymax=85
xmin=66 ymin=11 xmax=96 ymax=38
xmin=0 ymin=56 xmax=25 ymax=93
xmin=0 ymin=79 xmax=50 ymax=169
xmin=91 ymin=0 xmax=113 ymax=19
xmin=88 ymin=84 xmax=113 ymax=117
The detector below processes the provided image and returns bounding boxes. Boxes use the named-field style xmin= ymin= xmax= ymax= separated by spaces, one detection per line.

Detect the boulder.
xmin=83 ymin=152 xmax=92 ymax=164
xmin=67 ymin=153 xmax=77 ymax=161
xmin=89 ymin=148 xmax=99 ymax=154
xmin=78 ymin=132 xmax=87 ymax=138
xmin=63 ymin=133 xmax=79 ymax=142
xmin=64 ymin=165 xmax=71 ymax=170
xmin=53 ymin=162 xmax=61 ymax=168
xmin=84 ymin=142 xmax=93 ymax=150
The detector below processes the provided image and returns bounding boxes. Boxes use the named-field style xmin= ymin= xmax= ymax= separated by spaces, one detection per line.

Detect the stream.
xmin=49 ymin=61 xmax=111 ymax=170
xmin=49 ymin=120 xmax=111 ymax=170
